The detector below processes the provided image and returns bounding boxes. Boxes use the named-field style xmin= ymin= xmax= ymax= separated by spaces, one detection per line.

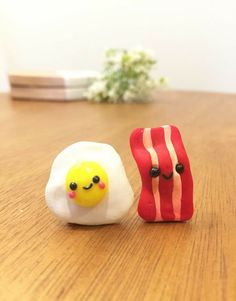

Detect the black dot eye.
xmin=175 ymin=163 xmax=184 ymax=174
xmin=69 ymin=182 xmax=77 ymax=190
xmin=92 ymin=176 xmax=100 ymax=183
xmin=150 ymin=167 xmax=161 ymax=177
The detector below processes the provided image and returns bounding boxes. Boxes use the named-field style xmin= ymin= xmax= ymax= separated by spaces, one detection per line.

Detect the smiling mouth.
xmin=83 ymin=183 xmax=93 ymax=190
xmin=162 ymin=172 xmax=173 ymax=180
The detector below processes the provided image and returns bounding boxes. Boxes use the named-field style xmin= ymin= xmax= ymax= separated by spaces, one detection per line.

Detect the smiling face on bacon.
xmin=130 ymin=125 xmax=193 ymax=222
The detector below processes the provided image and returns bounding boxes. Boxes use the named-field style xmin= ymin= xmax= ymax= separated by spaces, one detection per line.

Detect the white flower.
xmin=133 ymin=65 xmax=146 ymax=73
xmin=125 ymin=52 xmax=140 ymax=65
xmin=86 ymin=48 xmax=163 ymax=103
xmin=89 ymin=80 xmax=106 ymax=94
xmin=123 ymin=90 xmax=135 ymax=102
xmin=108 ymin=88 xmax=118 ymax=100
xmin=107 ymin=52 xmax=122 ymax=65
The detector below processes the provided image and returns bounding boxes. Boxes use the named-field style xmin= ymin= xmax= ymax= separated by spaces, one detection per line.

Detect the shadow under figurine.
xmin=130 ymin=125 xmax=193 ymax=222
xmin=45 ymin=142 xmax=133 ymax=225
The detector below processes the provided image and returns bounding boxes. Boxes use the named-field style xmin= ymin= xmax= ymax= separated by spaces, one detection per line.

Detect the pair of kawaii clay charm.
xmin=45 ymin=125 xmax=193 ymax=225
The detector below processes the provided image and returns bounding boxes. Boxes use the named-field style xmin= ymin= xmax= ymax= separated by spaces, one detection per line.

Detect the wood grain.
xmin=11 ymin=86 xmax=86 ymax=101
xmin=9 ymin=71 xmax=97 ymax=87
xmin=0 ymin=91 xmax=235 ymax=301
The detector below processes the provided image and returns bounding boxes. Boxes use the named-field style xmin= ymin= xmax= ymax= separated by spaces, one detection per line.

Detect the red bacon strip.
xmin=130 ymin=125 xmax=193 ymax=222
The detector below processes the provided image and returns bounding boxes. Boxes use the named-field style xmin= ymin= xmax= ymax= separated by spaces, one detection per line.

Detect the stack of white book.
xmin=9 ymin=70 xmax=98 ymax=101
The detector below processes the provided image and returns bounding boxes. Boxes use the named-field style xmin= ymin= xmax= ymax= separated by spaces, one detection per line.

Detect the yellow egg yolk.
xmin=65 ymin=161 xmax=108 ymax=207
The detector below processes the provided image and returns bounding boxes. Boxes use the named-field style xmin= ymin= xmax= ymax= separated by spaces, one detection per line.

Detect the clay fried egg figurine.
xmin=45 ymin=142 xmax=133 ymax=225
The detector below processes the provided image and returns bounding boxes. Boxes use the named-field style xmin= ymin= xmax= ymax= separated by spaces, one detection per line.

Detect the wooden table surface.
xmin=0 ymin=91 xmax=235 ymax=301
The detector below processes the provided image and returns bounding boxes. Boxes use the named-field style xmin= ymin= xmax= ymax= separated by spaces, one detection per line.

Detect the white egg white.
xmin=45 ymin=142 xmax=134 ymax=225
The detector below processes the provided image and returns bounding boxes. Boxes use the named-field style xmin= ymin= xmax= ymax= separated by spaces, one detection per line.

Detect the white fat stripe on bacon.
xmin=142 ymin=128 xmax=162 ymax=221
xmin=162 ymin=125 xmax=182 ymax=220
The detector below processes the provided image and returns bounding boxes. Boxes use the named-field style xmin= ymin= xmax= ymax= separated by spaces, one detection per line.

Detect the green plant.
xmin=87 ymin=48 xmax=166 ymax=103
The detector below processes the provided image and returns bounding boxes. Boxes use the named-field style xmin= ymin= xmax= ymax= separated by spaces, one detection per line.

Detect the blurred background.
xmin=0 ymin=0 xmax=236 ymax=93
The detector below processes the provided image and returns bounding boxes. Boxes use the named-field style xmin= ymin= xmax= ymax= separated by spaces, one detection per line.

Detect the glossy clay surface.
xmin=45 ymin=142 xmax=133 ymax=225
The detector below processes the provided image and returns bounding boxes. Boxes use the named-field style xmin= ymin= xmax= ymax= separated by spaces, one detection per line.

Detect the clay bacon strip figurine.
xmin=130 ymin=125 xmax=193 ymax=222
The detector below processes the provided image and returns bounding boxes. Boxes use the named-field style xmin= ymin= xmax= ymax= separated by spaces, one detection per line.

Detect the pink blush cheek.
xmin=98 ymin=182 xmax=105 ymax=189
xmin=68 ymin=191 xmax=76 ymax=198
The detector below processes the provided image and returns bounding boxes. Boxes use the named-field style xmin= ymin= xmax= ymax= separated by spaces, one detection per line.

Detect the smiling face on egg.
xmin=65 ymin=161 xmax=108 ymax=207
xmin=45 ymin=141 xmax=134 ymax=225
